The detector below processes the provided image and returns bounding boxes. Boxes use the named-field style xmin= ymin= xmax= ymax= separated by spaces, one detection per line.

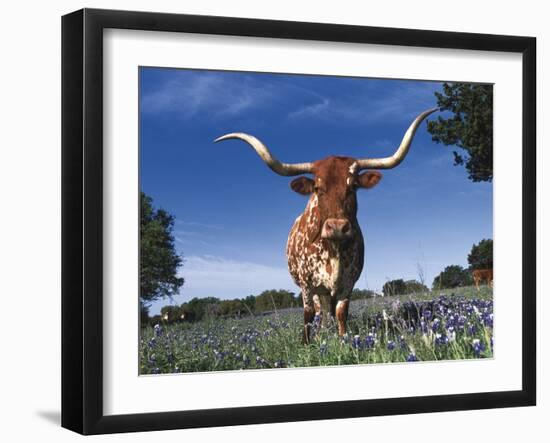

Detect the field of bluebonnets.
xmin=140 ymin=286 xmax=493 ymax=374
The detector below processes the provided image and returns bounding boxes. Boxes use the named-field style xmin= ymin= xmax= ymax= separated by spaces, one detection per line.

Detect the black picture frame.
xmin=62 ymin=8 xmax=536 ymax=435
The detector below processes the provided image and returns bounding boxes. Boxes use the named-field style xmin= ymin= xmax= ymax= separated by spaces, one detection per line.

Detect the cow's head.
xmin=289 ymin=156 xmax=381 ymax=241
xmin=215 ymin=108 xmax=437 ymax=242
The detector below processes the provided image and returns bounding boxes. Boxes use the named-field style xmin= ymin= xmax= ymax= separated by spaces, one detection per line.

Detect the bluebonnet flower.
xmin=420 ymin=320 xmax=428 ymax=334
xmin=365 ymin=333 xmax=376 ymax=349
xmin=482 ymin=312 xmax=493 ymax=328
xmin=472 ymin=339 xmax=485 ymax=357
xmin=431 ymin=318 xmax=441 ymax=332
xmin=151 ymin=367 xmax=161 ymax=374
xmin=406 ymin=353 xmax=418 ymax=362
xmin=154 ymin=323 xmax=162 ymax=337
xmin=313 ymin=314 xmax=321 ymax=327
xmin=457 ymin=315 xmax=467 ymax=330
xmin=352 ymin=335 xmax=362 ymax=349
xmin=435 ymin=333 xmax=449 ymax=346
xmin=422 ymin=310 xmax=432 ymax=321
xmin=387 ymin=341 xmax=396 ymax=351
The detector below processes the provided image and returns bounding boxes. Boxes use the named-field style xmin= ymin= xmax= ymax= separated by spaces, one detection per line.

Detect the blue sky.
xmin=140 ymin=67 xmax=492 ymax=315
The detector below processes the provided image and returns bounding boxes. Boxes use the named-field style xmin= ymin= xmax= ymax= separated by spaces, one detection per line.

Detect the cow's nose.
xmin=322 ymin=218 xmax=352 ymax=240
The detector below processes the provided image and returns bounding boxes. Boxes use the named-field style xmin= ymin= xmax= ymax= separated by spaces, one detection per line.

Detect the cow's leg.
xmin=330 ymin=297 xmax=337 ymax=320
xmin=312 ymin=294 xmax=322 ymax=317
xmin=303 ymin=293 xmax=315 ymax=344
xmin=318 ymin=293 xmax=334 ymax=328
xmin=335 ymin=298 xmax=350 ymax=336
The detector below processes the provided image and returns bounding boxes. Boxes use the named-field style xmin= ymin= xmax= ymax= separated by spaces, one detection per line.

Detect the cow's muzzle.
xmin=321 ymin=218 xmax=352 ymax=241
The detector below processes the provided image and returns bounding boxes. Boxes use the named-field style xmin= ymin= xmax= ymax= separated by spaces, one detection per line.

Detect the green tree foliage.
xmin=182 ymin=297 xmax=221 ymax=321
xmin=403 ymin=280 xmax=429 ymax=294
xmin=160 ymin=304 xmax=183 ymax=322
xmin=254 ymin=290 xmax=298 ymax=312
xmin=427 ymin=83 xmax=493 ymax=182
xmin=468 ymin=238 xmax=493 ymax=270
xmin=382 ymin=279 xmax=427 ymax=297
xmin=140 ymin=301 xmax=150 ymax=325
xmin=140 ymin=192 xmax=184 ymax=306
xmin=432 ymin=265 xmax=473 ymax=289
xmin=196 ymin=299 xmax=247 ymax=319
xmin=242 ymin=295 xmax=256 ymax=313
xmin=382 ymin=279 xmax=407 ymax=297
xmin=350 ymin=288 xmax=377 ymax=300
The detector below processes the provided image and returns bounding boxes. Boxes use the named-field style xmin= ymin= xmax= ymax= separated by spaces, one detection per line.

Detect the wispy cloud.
xmin=371 ymin=138 xmax=394 ymax=149
xmin=141 ymin=72 xmax=275 ymax=118
xmin=287 ymin=81 xmax=440 ymax=124
xmin=174 ymin=233 xmax=214 ymax=248
xmin=176 ymin=220 xmax=224 ymax=230
xmin=179 ymin=255 xmax=297 ymax=300
xmin=287 ymin=98 xmax=330 ymax=119
xmin=173 ymin=220 xmax=225 ymax=249
xmin=142 ymin=69 xmax=441 ymax=125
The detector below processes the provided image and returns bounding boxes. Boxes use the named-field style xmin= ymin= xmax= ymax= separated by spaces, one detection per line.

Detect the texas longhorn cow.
xmin=215 ymin=107 xmax=437 ymax=343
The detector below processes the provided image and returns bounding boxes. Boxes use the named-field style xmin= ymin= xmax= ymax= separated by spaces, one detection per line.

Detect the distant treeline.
xmin=143 ymin=288 xmax=377 ymax=326
xmin=382 ymin=279 xmax=429 ymax=297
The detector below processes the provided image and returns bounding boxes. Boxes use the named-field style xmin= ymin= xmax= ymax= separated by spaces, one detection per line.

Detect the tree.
xmin=403 ymin=279 xmax=429 ymax=294
xmin=242 ymin=295 xmax=256 ymax=313
xmin=183 ymin=297 xmax=221 ymax=321
xmin=254 ymin=290 xmax=297 ymax=312
xmin=468 ymin=238 xmax=493 ymax=270
xmin=140 ymin=301 xmax=150 ymax=326
xmin=350 ymin=288 xmax=377 ymax=300
xmin=140 ymin=192 xmax=184 ymax=307
xmin=427 ymin=83 xmax=493 ymax=182
xmin=382 ymin=279 xmax=407 ymax=297
xmin=432 ymin=265 xmax=472 ymax=289
xmin=160 ymin=304 xmax=183 ymax=323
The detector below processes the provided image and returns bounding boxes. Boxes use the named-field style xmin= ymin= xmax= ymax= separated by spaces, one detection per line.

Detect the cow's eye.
xmin=314 ymin=185 xmax=325 ymax=195
xmin=344 ymin=195 xmax=356 ymax=212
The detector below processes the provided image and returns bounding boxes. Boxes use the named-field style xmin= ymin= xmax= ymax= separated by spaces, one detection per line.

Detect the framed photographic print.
xmin=61 ymin=8 xmax=536 ymax=435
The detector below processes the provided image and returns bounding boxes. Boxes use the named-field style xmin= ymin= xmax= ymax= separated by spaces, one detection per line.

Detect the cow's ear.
xmin=357 ymin=171 xmax=382 ymax=189
xmin=290 ymin=177 xmax=314 ymax=195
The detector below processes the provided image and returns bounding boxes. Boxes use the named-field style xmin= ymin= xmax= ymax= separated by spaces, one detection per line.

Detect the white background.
xmin=0 ymin=0 xmax=546 ymax=441
xmin=104 ymin=29 xmax=523 ymax=415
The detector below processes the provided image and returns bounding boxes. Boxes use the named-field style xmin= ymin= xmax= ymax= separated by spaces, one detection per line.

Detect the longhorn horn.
xmin=356 ymin=107 xmax=439 ymax=170
xmin=214 ymin=133 xmax=314 ymax=176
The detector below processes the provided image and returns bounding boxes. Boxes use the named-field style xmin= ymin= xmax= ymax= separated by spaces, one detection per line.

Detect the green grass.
xmin=140 ymin=286 xmax=493 ymax=374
